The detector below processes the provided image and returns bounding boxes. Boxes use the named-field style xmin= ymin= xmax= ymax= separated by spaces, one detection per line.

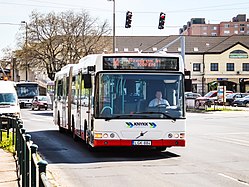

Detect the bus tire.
xmin=88 ymin=145 xmax=97 ymax=152
xmin=72 ymin=116 xmax=78 ymax=141
xmin=84 ymin=120 xmax=87 ymax=143
xmin=58 ymin=112 xmax=63 ymax=133
xmin=155 ymin=146 xmax=167 ymax=151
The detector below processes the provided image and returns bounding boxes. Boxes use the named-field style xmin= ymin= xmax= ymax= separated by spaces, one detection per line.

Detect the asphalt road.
xmin=21 ymin=109 xmax=249 ymax=187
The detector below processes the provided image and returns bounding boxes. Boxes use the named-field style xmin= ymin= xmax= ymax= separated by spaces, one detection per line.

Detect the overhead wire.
xmin=0 ymin=0 xmax=249 ymax=14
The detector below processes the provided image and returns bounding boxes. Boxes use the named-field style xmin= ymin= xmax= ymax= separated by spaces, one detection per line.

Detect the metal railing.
xmin=0 ymin=114 xmax=51 ymax=187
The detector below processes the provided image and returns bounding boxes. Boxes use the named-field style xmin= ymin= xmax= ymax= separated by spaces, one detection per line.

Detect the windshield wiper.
xmin=104 ymin=114 xmax=150 ymax=121
xmin=135 ymin=112 xmax=176 ymax=121
xmin=104 ymin=112 xmax=176 ymax=121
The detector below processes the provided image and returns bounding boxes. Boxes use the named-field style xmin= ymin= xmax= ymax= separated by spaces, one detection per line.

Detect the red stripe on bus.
xmin=93 ymin=139 xmax=185 ymax=147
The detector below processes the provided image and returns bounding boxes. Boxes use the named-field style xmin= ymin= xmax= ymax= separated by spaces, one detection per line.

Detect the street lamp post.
xmin=21 ymin=21 xmax=28 ymax=81
xmin=107 ymin=0 xmax=115 ymax=53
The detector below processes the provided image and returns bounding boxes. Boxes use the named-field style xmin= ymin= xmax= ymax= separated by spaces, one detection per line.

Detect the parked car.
xmin=226 ymin=93 xmax=249 ymax=106
xmin=195 ymin=90 xmax=233 ymax=109
xmin=232 ymin=95 xmax=249 ymax=107
xmin=185 ymin=92 xmax=201 ymax=99
xmin=31 ymin=96 xmax=48 ymax=110
xmin=185 ymin=92 xmax=202 ymax=109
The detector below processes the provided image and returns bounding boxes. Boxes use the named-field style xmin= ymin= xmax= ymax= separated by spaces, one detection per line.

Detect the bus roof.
xmin=56 ymin=52 xmax=184 ymax=79
xmin=15 ymin=81 xmax=38 ymax=85
xmin=54 ymin=64 xmax=75 ymax=80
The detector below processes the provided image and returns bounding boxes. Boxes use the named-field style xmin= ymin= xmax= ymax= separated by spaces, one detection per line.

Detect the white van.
xmin=0 ymin=80 xmax=21 ymax=117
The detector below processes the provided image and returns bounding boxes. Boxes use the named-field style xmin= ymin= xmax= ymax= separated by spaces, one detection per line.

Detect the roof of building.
xmin=115 ymin=35 xmax=249 ymax=54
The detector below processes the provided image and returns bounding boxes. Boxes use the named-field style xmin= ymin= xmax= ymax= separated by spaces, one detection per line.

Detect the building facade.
xmin=115 ymin=35 xmax=249 ymax=95
xmin=181 ymin=14 xmax=249 ymax=36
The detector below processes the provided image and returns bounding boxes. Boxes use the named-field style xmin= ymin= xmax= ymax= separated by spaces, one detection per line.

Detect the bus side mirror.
xmin=84 ymin=74 xmax=92 ymax=88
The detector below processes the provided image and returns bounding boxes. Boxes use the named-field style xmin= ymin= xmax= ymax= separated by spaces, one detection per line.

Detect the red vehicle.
xmin=31 ymin=96 xmax=48 ymax=110
xmin=195 ymin=90 xmax=233 ymax=109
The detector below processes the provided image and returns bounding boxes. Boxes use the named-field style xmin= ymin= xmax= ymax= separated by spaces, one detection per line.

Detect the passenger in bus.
xmin=149 ymin=91 xmax=170 ymax=107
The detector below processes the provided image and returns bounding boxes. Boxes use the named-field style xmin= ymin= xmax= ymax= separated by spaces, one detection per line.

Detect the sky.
xmin=0 ymin=0 xmax=249 ymax=58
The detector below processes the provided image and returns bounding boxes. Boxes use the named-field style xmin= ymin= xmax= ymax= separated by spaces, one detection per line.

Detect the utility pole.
xmin=107 ymin=0 xmax=116 ymax=53
xmin=21 ymin=21 xmax=28 ymax=81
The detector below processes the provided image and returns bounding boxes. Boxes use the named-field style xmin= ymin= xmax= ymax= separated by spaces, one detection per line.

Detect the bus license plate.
xmin=132 ymin=141 xmax=151 ymax=146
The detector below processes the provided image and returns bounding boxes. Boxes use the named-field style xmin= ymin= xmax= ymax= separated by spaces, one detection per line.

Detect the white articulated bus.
xmin=54 ymin=53 xmax=186 ymax=151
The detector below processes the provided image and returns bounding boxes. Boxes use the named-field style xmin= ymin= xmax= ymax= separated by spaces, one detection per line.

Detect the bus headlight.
xmin=174 ymin=134 xmax=179 ymax=138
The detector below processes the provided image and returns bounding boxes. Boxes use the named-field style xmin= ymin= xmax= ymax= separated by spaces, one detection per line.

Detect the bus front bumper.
xmin=93 ymin=139 xmax=185 ymax=147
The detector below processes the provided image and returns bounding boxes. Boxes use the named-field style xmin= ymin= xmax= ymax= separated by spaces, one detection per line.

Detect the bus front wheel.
xmin=155 ymin=147 xmax=167 ymax=152
xmin=72 ymin=117 xmax=78 ymax=141
xmin=58 ymin=113 xmax=63 ymax=133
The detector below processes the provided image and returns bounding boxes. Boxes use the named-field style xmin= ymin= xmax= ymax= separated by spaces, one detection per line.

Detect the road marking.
xmin=203 ymin=133 xmax=249 ymax=147
xmin=218 ymin=173 xmax=249 ymax=186
xmin=211 ymin=136 xmax=249 ymax=147
xmin=22 ymin=118 xmax=47 ymax=122
xmin=210 ymin=132 xmax=249 ymax=135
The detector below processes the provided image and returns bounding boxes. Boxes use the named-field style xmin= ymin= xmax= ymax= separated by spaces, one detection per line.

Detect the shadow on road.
xmin=28 ymin=130 xmax=180 ymax=165
xmin=31 ymin=111 xmax=53 ymax=117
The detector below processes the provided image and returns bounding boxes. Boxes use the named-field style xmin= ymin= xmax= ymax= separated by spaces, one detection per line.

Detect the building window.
xmin=224 ymin=30 xmax=230 ymax=34
xmin=211 ymin=63 xmax=218 ymax=71
xmin=224 ymin=24 xmax=230 ymax=28
xmin=212 ymin=26 xmax=217 ymax=30
xmin=240 ymin=24 xmax=245 ymax=27
xmin=211 ymin=33 xmax=217 ymax=36
xmin=229 ymin=50 xmax=248 ymax=59
xmin=242 ymin=63 xmax=249 ymax=71
xmin=226 ymin=63 xmax=234 ymax=71
xmin=234 ymin=30 xmax=238 ymax=34
xmin=193 ymin=63 xmax=201 ymax=71
xmin=240 ymin=27 xmax=245 ymax=32
xmin=234 ymin=24 xmax=238 ymax=28
xmin=247 ymin=24 xmax=249 ymax=28
xmin=202 ymin=27 xmax=207 ymax=30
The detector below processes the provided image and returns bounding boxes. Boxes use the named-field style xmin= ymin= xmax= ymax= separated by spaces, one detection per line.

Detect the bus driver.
xmin=149 ymin=91 xmax=170 ymax=107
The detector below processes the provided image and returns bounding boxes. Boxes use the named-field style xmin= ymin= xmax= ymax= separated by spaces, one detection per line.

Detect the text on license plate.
xmin=132 ymin=141 xmax=151 ymax=146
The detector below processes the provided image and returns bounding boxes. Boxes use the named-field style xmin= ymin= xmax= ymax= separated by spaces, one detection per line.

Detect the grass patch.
xmin=0 ymin=131 xmax=15 ymax=153
xmin=206 ymin=106 xmax=243 ymax=111
xmin=187 ymin=106 xmax=244 ymax=112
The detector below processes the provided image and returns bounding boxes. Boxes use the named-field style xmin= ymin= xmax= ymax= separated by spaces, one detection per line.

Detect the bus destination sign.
xmin=103 ymin=56 xmax=179 ymax=70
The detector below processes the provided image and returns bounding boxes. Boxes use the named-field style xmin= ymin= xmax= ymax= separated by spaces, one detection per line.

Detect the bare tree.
xmin=16 ymin=10 xmax=111 ymax=80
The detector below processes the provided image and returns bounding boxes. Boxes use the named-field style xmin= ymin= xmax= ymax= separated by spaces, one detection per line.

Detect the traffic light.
xmin=158 ymin=12 xmax=166 ymax=29
xmin=125 ymin=11 xmax=132 ymax=28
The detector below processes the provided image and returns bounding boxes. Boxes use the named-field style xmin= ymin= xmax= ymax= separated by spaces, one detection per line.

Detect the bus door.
xmin=79 ymin=73 xmax=93 ymax=139
xmin=71 ymin=75 xmax=77 ymax=132
xmin=61 ymin=75 xmax=67 ymax=129
xmin=75 ymin=73 xmax=82 ymax=136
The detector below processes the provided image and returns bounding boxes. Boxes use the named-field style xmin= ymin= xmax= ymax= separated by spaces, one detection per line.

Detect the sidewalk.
xmin=0 ymin=149 xmax=19 ymax=187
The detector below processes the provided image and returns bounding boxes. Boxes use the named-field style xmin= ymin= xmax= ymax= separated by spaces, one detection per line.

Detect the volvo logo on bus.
xmin=126 ymin=122 xmax=157 ymax=128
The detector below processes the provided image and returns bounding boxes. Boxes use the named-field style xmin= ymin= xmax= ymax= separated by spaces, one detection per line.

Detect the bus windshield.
xmin=16 ymin=84 xmax=39 ymax=98
xmin=95 ymin=73 xmax=185 ymax=119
